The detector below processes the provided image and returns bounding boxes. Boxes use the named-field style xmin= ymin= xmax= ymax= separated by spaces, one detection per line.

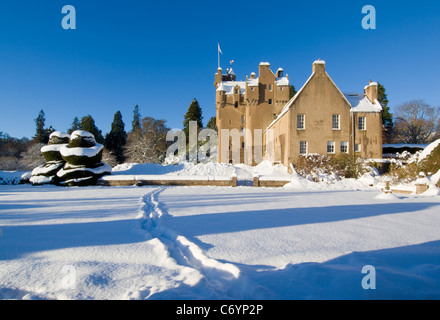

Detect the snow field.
xmin=1 ymin=180 xmax=440 ymax=299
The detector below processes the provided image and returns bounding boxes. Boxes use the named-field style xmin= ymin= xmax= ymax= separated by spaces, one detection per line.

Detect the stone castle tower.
xmin=214 ymin=62 xmax=290 ymax=163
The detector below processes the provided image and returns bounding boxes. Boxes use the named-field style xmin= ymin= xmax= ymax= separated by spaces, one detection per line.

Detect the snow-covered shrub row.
xmin=29 ymin=130 xmax=111 ymax=186
xmin=29 ymin=131 xmax=70 ymax=185
xmin=56 ymin=130 xmax=111 ymax=186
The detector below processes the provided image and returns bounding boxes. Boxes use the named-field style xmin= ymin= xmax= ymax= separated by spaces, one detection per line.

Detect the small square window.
xmin=341 ymin=141 xmax=348 ymax=153
xmin=327 ymin=141 xmax=335 ymax=154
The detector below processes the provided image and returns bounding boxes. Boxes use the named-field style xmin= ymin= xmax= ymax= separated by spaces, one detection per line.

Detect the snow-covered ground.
xmin=1 ymin=176 xmax=439 ymax=299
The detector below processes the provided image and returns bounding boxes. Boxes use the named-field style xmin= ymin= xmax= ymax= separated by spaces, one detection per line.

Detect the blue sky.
xmin=1 ymin=0 xmax=439 ymax=139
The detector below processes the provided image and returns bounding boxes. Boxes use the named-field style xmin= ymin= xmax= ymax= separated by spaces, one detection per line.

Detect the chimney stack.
xmin=365 ymin=81 xmax=378 ymax=102
xmin=312 ymin=59 xmax=326 ymax=75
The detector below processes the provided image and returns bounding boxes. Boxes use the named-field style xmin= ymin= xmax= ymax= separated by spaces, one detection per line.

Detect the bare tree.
xmin=124 ymin=117 xmax=169 ymax=164
xmin=392 ymin=100 xmax=439 ymax=144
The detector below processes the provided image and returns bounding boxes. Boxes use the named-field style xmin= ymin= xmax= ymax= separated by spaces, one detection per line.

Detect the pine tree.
xmin=132 ymin=105 xmax=141 ymax=132
xmin=80 ymin=115 xmax=105 ymax=144
xmin=206 ymin=116 xmax=217 ymax=131
xmin=33 ymin=109 xmax=53 ymax=144
xmin=183 ymin=98 xmax=203 ymax=138
xmin=105 ymin=111 xmax=127 ymax=164
xmin=377 ymin=82 xmax=393 ymax=142
xmin=289 ymin=85 xmax=297 ymax=99
xmin=68 ymin=116 xmax=81 ymax=134
xmin=34 ymin=109 xmax=47 ymax=143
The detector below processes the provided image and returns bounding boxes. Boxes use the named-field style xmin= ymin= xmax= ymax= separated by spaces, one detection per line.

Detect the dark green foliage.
xmin=183 ymin=98 xmax=203 ymax=138
xmin=105 ymin=111 xmax=127 ymax=163
xmin=68 ymin=117 xmax=81 ymax=134
xmin=132 ymin=105 xmax=141 ymax=133
xmin=289 ymin=85 xmax=297 ymax=99
xmin=69 ymin=133 xmax=96 ymax=148
xmin=377 ymin=82 xmax=393 ymax=142
xmin=206 ymin=116 xmax=217 ymax=131
xmin=61 ymin=149 xmax=104 ymax=166
xmin=420 ymin=144 xmax=440 ymax=177
xmin=42 ymin=149 xmax=64 ymax=162
xmin=33 ymin=110 xmax=54 ymax=144
xmin=79 ymin=115 xmax=104 ymax=144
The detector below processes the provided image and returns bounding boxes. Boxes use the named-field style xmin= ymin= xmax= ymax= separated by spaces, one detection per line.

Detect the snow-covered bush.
xmin=57 ymin=130 xmax=111 ymax=186
xmin=294 ymin=153 xmax=364 ymax=182
xmin=29 ymin=131 xmax=69 ymax=185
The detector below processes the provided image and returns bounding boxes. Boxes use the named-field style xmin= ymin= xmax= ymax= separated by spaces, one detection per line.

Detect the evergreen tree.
xmin=68 ymin=116 xmax=81 ymax=134
xmin=33 ymin=109 xmax=53 ymax=144
xmin=34 ymin=109 xmax=47 ymax=143
xmin=183 ymin=98 xmax=203 ymax=138
xmin=206 ymin=116 xmax=217 ymax=131
xmin=289 ymin=85 xmax=297 ymax=99
xmin=377 ymin=82 xmax=393 ymax=142
xmin=132 ymin=105 xmax=141 ymax=132
xmin=105 ymin=110 xmax=127 ymax=164
xmin=80 ymin=115 xmax=104 ymax=144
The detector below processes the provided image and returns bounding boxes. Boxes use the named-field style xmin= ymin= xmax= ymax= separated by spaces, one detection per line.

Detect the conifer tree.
xmin=33 ymin=109 xmax=52 ymax=144
xmin=289 ymin=85 xmax=297 ymax=99
xmin=68 ymin=116 xmax=81 ymax=134
xmin=183 ymin=98 xmax=203 ymax=138
xmin=105 ymin=110 xmax=127 ymax=164
xmin=206 ymin=116 xmax=217 ymax=131
xmin=377 ymin=82 xmax=393 ymax=142
xmin=132 ymin=105 xmax=141 ymax=132
xmin=80 ymin=115 xmax=104 ymax=144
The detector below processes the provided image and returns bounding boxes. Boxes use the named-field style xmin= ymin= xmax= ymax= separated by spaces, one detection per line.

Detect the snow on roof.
xmin=218 ymin=81 xmax=246 ymax=95
xmin=344 ymin=93 xmax=382 ymax=112
xmin=313 ymin=60 xmax=326 ymax=64
xmin=276 ymin=77 xmax=289 ymax=86
xmin=247 ymin=77 xmax=259 ymax=87
xmin=259 ymin=62 xmax=270 ymax=66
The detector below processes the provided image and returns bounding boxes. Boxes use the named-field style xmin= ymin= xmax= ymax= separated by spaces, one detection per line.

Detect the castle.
xmin=215 ymin=60 xmax=383 ymax=167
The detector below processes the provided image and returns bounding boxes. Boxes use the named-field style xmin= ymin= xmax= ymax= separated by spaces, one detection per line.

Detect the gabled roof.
xmin=265 ymin=69 xmax=351 ymax=132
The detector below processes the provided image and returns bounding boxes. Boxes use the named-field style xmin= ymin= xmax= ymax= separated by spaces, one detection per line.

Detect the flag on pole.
xmin=218 ymin=43 xmax=223 ymax=55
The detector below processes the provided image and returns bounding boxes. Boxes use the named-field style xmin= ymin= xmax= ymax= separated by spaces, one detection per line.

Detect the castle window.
xmin=240 ymin=126 xmax=245 ymax=134
xmin=300 ymin=141 xmax=307 ymax=155
xmin=341 ymin=141 xmax=348 ymax=153
xmin=269 ymin=84 xmax=273 ymax=91
xmin=234 ymin=88 xmax=239 ymax=94
xmin=358 ymin=116 xmax=366 ymax=130
xmin=355 ymin=144 xmax=362 ymax=152
xmin=332 ymin=114 xmax=340 ymax=130
xmin=242 ymin=141 xmax=245 ymax=149
xmin=241 ymin=115 xmax=245 ymax=124
xmin=268 ymin=99 xmax=272 ymax=105
xmin=297 ymin=114 xmax=305 ymax=130
xmin=235 ymin=101 xmax=238 ymax=108
xmin=327 ymin=141 xmax=335 ymax=154
xmin=280 ymin=87 xmax=283 ymax=91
